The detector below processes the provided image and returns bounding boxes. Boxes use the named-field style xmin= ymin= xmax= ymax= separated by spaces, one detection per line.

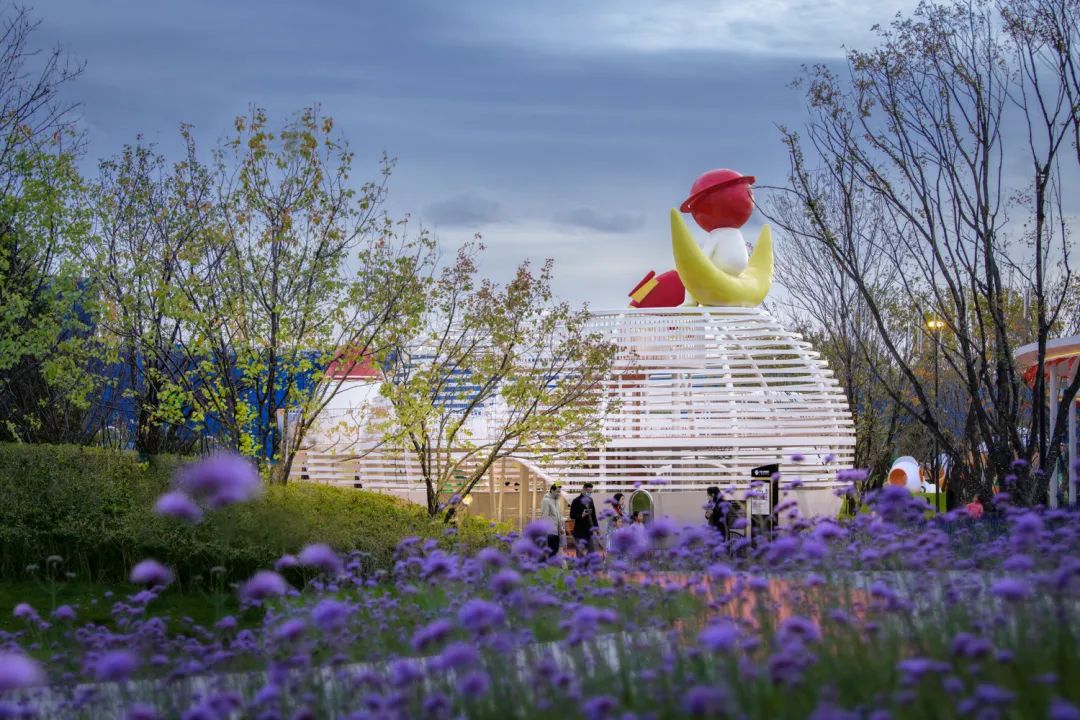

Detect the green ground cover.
xmin=0 ymin=580 xmax=260 ymax=635
xmin=0 ymin=443 xmax=500 ymax=585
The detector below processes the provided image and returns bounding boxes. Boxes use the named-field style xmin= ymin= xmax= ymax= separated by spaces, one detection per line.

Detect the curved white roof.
xmin=530 ymin=307 xmax=855 ymax=490
xmin=1014 ymin=335 xmax=1080 ymax=375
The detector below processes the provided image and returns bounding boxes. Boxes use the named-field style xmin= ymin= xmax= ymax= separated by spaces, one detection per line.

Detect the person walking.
xmin=569 ymin=482 xmax=600 ymax=555
xmin=706 ymin=486 xmax=731 ymax=537
xmin=540 ymin=483 xmax=565 ymax=557
xmin=965 ymin=494 xmax=984 ymax=520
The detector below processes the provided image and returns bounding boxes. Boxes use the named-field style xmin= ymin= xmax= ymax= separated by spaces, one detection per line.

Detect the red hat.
xmin=679 ymin=169 xmax=756 ymax=213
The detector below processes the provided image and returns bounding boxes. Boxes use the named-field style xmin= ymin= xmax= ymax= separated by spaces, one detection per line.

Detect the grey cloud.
xmin=425 ymin=194 xmax=504 ymax=228
xmin=554 ymin=207 xmax=645 ymax=234
xmin=33 ymin=0 xmax=868 ymax=308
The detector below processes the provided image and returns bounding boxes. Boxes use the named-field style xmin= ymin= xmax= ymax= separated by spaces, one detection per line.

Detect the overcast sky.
xmin=37 ymin=0 xmax=916 ymax=307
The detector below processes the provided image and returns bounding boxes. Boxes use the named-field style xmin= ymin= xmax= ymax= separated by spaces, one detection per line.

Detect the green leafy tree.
xmin=148 ymin=107 xmax=433 ymax=478
xmin=89 ymin=129 xmax=218 ymax=454
xmin=378 ymin=245 xmax=618 ymax=520
xmin=0 ymin=8 xmax=96 ymax=443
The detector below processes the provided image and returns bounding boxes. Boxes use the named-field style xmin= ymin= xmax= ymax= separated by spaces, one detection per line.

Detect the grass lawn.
xmin=0 ymin=579 xmax=262 ymax=634
xmin=914 ymin=491 xmax=947 ymax=512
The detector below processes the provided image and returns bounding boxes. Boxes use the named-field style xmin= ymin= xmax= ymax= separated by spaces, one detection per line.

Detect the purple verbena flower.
xmin=389 ymin=658 xmax=423 ymax=688
xmin=240 ymin=571 xmax=289 ymax=603
xmin=778 ymin=616 xmax=820 ymax=643
xmin=951 ymin=632 xmax=993 ymax=659
xmin=253 ymin=684 xmax=280 ymax=706
xmin=523 ymin=518 xmax=554 ymax=543
xmin=435 ymin=642 xmax=479 ymax=671
xmin=608 ymin=526 xmax=649 ymax=559
xmin=51 ymin=605 xmax=76 ymax=622
xmin=511 ymin=536 xmax=548 ymax=561
xmin=490 ymin=568 xmax=522 ymax=596
xmin=973 ymin=683 xmax=1015 ymax=706
xmin=699 ymin=622 xmax=738 ymax=652
xmin=12 ymin=603 xmax=39 ymax=623
xmin=813 ymin=522 xmax=847 ymax=542
xmin=298 ymin=543 xmax=343 ymax=575
xmin=0 ymin=653 xmax=45 ymax=690
xmin=898 ymin=657 xmax=947 ymax=680
xmin=563 ymin=605 xmax=618 ymax=645
xmin=420 ymin=551 xmax=455 ymax=581
xmin=124 ymin=703 xmax=160 ymax=720
xmin=459 ymin=670 xmax=491 ymax=699
xmin=153 ymin=491 xmax=203 ymax=523
xmin=411 ymin=619 xmax=454 ymax=652
xmin=582 ymin=695 xmax=617 ymax=720
xmin=1002 ymin=554 xmax=1033 ymax=572
xmin=647 ymin=517 xmax=677 ymax=543
xmin=476 ymin=547 xmax=507 ymax=570
xmin=273 ymin=619 xmax=307 ymax=643
xmin=458 ymin=598 xmax=505 ymax=635
xmin=94 ymin=650 xmax=138 ymax=682
xmin=423 ymin=693 xmax=451 ymax=717
xmin=130 ymin=559 xmax=174 ymax=588
xmin=311 ymin=599 xmax=351 ymax=632
xmin=707 ymin=562 xmax=733 ymax=580
xmin=1011 ymin=512 xmax=1044 ymax=542
xmin=990 ymin=577 xmax=1031 ymax=602
xmin=682 ymin=686 xmax=725 ymax=716
xmin=177 ymin=453 xmax=262 ymax=508
xmin=214 ymin=615 xmax=237 ymax=632
xmin=1050 ymin=698 xmax=1080 ymax=720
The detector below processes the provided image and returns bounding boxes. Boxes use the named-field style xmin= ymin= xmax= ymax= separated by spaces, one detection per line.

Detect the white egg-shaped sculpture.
xmin=887 ymin=456 xmax=923 ymax=493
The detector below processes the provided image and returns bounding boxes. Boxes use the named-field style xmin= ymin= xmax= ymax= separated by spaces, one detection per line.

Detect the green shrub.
xmin=0 ymin=443 xmax=499 ymax=584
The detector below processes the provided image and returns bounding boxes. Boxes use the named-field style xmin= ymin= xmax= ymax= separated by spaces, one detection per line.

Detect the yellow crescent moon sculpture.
xmin=670 ymin=208 xmax=773 ymax=307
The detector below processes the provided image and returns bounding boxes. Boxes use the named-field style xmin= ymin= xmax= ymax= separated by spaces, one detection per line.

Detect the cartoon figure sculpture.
xmin=628 ymin=169 xmax=774 ymax=308
xmin=629 ymin=269 xmax=685 ymax=308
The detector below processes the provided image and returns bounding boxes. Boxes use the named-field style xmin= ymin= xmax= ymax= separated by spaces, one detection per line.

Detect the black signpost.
xmin=749 ymin=463 xmax=780 ymax=541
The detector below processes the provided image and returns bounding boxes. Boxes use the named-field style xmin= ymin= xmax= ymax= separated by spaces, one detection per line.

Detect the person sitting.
xmin=965 ymin=494 xmax=984 ymax=520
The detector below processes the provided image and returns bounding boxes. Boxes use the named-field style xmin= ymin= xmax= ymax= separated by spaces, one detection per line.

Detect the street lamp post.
xmin=926 ymin=318 xmax=946 ymax=511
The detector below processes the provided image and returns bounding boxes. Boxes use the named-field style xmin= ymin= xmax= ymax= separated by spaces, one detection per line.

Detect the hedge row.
xmin=0 ymin=443 xmax=498 ymax=584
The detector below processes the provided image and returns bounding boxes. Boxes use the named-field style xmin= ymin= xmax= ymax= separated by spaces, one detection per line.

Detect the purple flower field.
xmin=1 ymin=458 xmax=1079 ymax=719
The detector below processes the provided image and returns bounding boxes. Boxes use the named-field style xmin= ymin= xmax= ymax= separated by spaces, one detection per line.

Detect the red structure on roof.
xmin=325 ymin=352 xmax=380 ymax=381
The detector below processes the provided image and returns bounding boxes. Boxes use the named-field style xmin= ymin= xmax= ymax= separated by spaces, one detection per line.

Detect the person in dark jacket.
xmin=569 ymin=482 xmax=600 ymax=554
xmin=706 ymin=486 xmax=732 ymax=536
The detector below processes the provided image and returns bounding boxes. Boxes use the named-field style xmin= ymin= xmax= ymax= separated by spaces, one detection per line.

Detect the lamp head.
xmin=926 ymin=318 xmax=946 ymax=331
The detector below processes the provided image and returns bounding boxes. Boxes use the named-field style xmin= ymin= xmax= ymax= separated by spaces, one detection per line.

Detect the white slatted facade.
xmin=291 ymin=307 xmax=854 ymax=500
xmin=544 ymin=307 xmax=855 ymax=490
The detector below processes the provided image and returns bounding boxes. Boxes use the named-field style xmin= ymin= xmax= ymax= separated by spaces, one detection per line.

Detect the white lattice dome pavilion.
xmin=542 ymin=306 xmax=855 ymax=493
xmin=292 ymin=305 xmax=855 ymax=524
